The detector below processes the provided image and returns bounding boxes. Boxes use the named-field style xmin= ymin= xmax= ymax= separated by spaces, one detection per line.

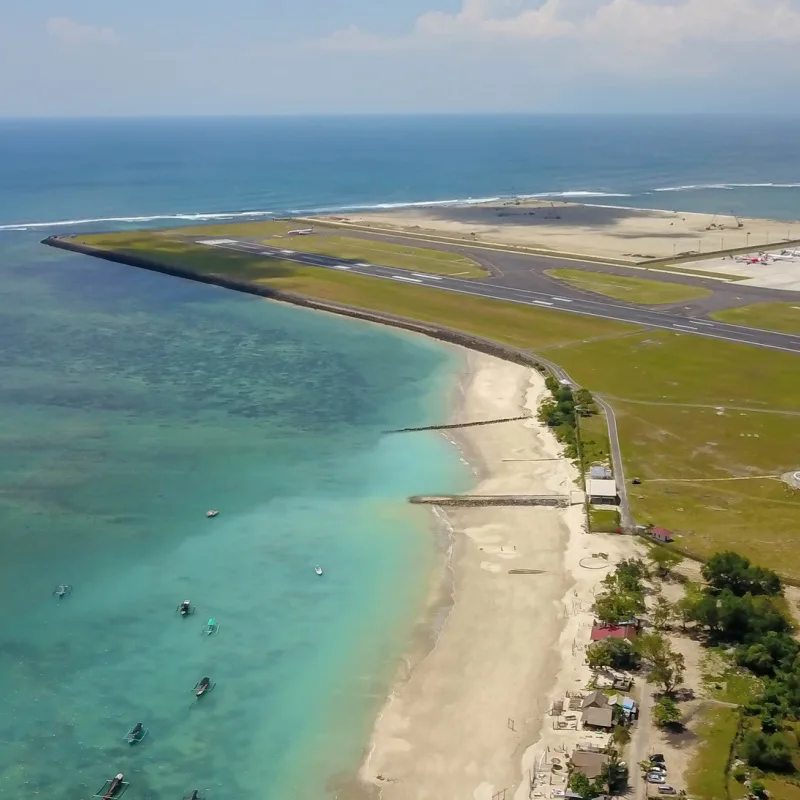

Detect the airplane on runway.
xmin=288 ymin=228 xmax=314 ymax=236
xmin=781 ymin=248 xmax=800 ymax=257
xmin=735 ymin=254 xmax=769 ymax=264
xmin=769 ymin=253 xmax=797 ymax=262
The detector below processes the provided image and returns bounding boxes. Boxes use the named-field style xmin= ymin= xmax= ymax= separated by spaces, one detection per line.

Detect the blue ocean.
xmin=1 ymin=115 xmax=798 ymax=800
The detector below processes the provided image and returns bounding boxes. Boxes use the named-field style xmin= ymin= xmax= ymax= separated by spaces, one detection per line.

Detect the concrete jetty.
xmin=409 ymin=494 xmax=575 ymax=508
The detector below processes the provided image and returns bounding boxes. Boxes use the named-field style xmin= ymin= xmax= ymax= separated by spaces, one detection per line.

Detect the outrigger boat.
xmin=94 ymin=773 xmax=129 ymax=799
xmin=194 ymin=676 xmax=214 ymax=698
xmin=177 ymin=600 xmax=194 ymax=617
xmin=53 ymin=584 xmax=72 ymax=598
xmin=124 ymin=722 xmax=148 ymax=744
xmin=201 ymin=617 xmax=219 ymax=636
xmin=314 ymin=566 xmax=323 ymax=576
xmin=183 ymin=792 xmax=202 ymax=800
xmin=206 ymin=510 xmax=219 ymax=518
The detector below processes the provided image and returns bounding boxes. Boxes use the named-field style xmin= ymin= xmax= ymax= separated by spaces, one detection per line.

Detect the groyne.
xmin=409 ymin=494 xmax=572 ymax=508
xmin=386 ymin=416 xmax=529 ymax=434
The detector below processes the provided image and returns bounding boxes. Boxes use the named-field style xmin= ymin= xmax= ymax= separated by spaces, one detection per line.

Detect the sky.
xmin=2 ymin=0 xmax=800 ymax=116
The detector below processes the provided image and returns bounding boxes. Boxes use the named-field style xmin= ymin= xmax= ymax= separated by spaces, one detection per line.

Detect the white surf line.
xmin=673 ymin=324 xmax=698 ymax=331
xmin=391 ymin=275 xmax=423 ymax=283
xmin=413 ymin=273 xmax=443 ymax=280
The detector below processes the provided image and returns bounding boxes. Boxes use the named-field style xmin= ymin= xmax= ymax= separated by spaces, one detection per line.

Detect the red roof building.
xmin=590 ymin=623 xmax=638 ymax=642
xmin=650 ymin=527 xmax=674 ymax=543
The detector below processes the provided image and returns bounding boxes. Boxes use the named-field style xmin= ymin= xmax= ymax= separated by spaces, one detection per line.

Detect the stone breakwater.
xmin=42 ymin=236 xmax=551 ymax=370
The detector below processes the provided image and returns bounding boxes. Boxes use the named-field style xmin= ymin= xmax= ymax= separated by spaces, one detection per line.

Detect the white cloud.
xmin=46 ymin=17 xmax=117 ymax=46
xmin=318 ymin=0 xmax=800 ymax=55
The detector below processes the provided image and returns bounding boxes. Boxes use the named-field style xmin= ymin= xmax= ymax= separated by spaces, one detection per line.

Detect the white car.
xmin=647 ymin=773 xmax=666 ymax=784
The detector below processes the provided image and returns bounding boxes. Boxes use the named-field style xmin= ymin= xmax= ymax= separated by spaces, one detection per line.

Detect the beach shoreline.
xmin=348 ymin=350 xmax=582 ymax=800
xmin=340 ymin=346 xmax=644 ymax=800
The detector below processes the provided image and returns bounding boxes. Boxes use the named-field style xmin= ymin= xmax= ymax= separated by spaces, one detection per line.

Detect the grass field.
xmin=686 ymin=705 xmax=741 ymax=800
xmin=72 ymin=232 xmax=800 ymax=578
xmin=551 ymin=331 xmax=800 ymax=575
xmin=259 ymin=233 xmax=488 ymax=278
xmin=578 ymin=411 xmax=611 ymax=471
xmin=588 ymin=507 xmax=620 ymax=533
xmin=73 ymin=233 xmax=639 ymax=351
xmin=711 ymin=302 xmax=800 ymax=335
xmin=545 ymin=268 xmax=713 ymax=304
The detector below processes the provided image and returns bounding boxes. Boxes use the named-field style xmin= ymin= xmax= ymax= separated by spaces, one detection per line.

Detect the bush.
xmin=586 ymin=638 xmax=641 ymax=670
xmin=744 ymin=731 xmax=795 ymax=773
xmin=653 ymin=696 xmax=682 ymax=729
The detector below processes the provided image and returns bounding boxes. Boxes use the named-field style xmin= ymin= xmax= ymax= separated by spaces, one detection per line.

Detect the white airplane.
xmin=770 ymin=253 xmax=796 ymax=262
xmin=735 ymin=255 xmax=767 ymax=264
xmin=781 ymin=248 xmax=800 ymax=257
xmin=288 ymin=228 xmax=314 ymax=236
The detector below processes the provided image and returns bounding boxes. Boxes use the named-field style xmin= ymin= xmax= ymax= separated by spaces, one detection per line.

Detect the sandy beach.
xmin=321 ymin=200 xmax=800 ymax=261
xmin=356 ymin=351 xmax=641 ymax=800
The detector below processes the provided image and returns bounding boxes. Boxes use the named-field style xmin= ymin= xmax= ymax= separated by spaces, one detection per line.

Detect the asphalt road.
xmin=191 ymin=236 xmax=800 ymax=356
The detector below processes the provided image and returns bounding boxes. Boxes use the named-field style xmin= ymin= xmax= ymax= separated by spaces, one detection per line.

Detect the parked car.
xmin=650 ymin=754 xmax=665 ymax=763
xmin=657 ymin=787 xmax=677 ymax=795
xmin=647 ymin=773 xmax=667 ymax=784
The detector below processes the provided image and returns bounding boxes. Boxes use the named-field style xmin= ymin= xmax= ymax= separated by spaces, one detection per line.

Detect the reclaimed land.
xmin=95 ymin=224 xmax=489 ymax=278
xmin=545 ymin=267 xmax=713 ymax=304
xmin=59 ymin=230 xmax=800 ymax=578
xmin=710 ymin=302 xmax=800 ymax=335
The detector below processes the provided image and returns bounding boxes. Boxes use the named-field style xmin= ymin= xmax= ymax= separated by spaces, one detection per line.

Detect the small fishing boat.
xmin=94 ymin=773 xmax=128 ymax=799
xmin=201 ymin=617 xmax=219 ymax=636
xmin=53 ymin=584 xmax=72 ymax=598
xmin=205 ymin=510 xmax=219 ymax=518
xmin=314 ymin=566 xmax=323 ymax=576
xmin=124 ymin=722 xmax=148 ymax=745
xmin=177 ymin=600 xmax=193 ymax=617
xmin=194 ymin=676 xmax=214 ymax=698
xmin=183 ymin=791 xmax=201 ymax=800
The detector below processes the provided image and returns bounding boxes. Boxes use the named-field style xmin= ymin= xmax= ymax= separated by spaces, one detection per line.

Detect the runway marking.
xmin=686 ymin=320 xmax=716 ymax=327
xmin=355 ymin=262 xmax=372 ymax=267
xmin=673 ymin=324 xmax=698 ymax=331
xmin=413 ymin=273 xmax=442 ymax=280
xmin=551 ymin=297 xmax=573 ymax=303
xmin=532 ymin=300 xmax=554 ymax=306
xmin=391 ymin=275 xmax=422 ymax=283
xmin=197 ymin=239 xmax=237 ymax=246
xmin=333 ymin=265 xmax=351 ymax=270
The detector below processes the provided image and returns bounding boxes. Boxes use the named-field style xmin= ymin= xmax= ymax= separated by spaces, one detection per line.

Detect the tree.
xmin=652 ymin=593 xmax=674 ymax=632
xmin=635 ymin=633 xmax=685 ymax=693
xmin=744 ymin=731 xmax=794 ymax=773
xmin=594 ymin=591 xmax=644 ymax=625
xmin=601 ymin=750 xmax=629 ymax=794
xmin=702 ymin=551 xmax=782 ymax=597
xmin=568 ymin=771 xmax=604 ymax=800
xmin=653 ymin=696 xmax=683 ymax=729
xmin=649 ymin=547 xmax=683 ymax=580
xmin=674 ymin=582 xmax=704 ymax=631
xmin=586 ymin=637 xmax=641 ymax=670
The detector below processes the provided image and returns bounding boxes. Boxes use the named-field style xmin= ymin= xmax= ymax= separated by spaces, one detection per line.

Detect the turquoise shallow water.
xmin=0 ymin=235 xmax=469 ymax=799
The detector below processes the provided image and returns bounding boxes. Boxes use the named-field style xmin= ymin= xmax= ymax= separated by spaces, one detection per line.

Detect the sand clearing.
xmin=321 ymin=200 xmax=800 ymax=262
xmin=359 ymin=352 xmax=640 ymax=800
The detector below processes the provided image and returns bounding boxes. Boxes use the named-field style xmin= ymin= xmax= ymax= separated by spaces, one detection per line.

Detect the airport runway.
xmin=191 ymin=236 xmax=800 ymax=356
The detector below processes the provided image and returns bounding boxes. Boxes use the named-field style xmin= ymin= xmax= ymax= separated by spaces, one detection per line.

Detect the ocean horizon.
xmin=1 ymin=114 xmax=798 ymax=799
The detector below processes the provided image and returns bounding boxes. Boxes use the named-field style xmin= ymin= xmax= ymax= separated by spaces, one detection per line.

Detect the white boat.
xmin=314 ymin=566 xmax=323 ymax=576
xmin=206 ymin=510 xmax=219 ymax=518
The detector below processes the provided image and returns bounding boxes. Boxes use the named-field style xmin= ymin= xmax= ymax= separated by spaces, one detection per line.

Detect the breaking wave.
xmin=0 ymin=210 xmax=275 ymax=232
xmin=654 ymin=182 xmax=800 ymax=193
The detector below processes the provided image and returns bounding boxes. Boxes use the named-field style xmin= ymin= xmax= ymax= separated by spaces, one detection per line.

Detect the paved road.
xmin=191 ymin=236 xmax=800 ymax=356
